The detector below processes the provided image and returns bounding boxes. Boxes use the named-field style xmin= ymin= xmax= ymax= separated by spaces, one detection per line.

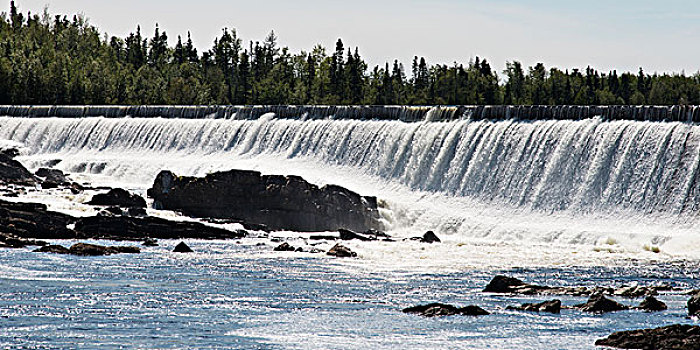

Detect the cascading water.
xmin=1 ymin=113 xmax=700 ymax=261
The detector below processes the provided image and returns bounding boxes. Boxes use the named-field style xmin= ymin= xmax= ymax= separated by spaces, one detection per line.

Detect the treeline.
xmin=1 ymin=2 xmax=700 ymax=106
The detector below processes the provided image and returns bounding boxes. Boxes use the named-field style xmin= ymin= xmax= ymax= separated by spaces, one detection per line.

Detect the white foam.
xmin=1 ymin=116 xmax=699 ymax=269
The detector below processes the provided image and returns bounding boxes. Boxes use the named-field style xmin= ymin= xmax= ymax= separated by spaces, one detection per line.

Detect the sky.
xmin=10 ymin=0 xmax=700 ymax=75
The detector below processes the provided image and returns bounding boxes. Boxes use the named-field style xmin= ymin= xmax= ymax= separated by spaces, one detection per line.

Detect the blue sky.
xmin=12 ymin=0 xmax=700 ymax=75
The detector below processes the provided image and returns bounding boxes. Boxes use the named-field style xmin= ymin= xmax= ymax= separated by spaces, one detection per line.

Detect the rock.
xmin=483 ymin=275 xmax=528 ymax=293
xmin=595 ymin=324 xmax=700 ymax=350
xmin=0 ymin=200 xmax=77 ymax=239
xmin=339 ymin=229 xmax=375 ymax=241
xmin=173 ymin=241 xmax=193 ymax=253
xmin=126 ymin=207 xmax=147 ymax=217
xmin=636 ymin=296 xmax=667 ymax=312
xmin=0 ymin=232 xmax=47 ymax=248
xmin=274 ymin=242 xmax=296 ymax=251
xmin=309 ymin=234 xmax=338 ymax=240
xmin=35 ymin=168 xmax=69 ymax=188
xmin=688 ymin=292 xmax=700 ymax=316
xmin=327 ymin=243 xmax=357 ymax=258
xmin=147 ymin=169 xmax=382 ymax=232
xmin=68 ymin=243 xmax=140 ymax=256
xmin=481 ymin=275 xmax=640 ymax=297
xmin=507 ymin=299 xmax=561 ymax=314
xmin=34 ymin=243 xmax=140 ymax=256
xmin=0 ymin=150 xmax=37 ymax=185
xmin=363 ymin=229 xmax=391 ymax=238
xmin=34 ymin=245 xmax=70 ymax=254
xmin=420 ymin=231 xmax=441 ymax=243
xmin=0 ymin=148 xmax=19 ymax=159
xmin=88 ymin=188 xmax=147 ymax=208
xmin=69 ymin=182 xmax=84 ymax=194
xmin=142 ymin=238 xmax=159 ymax=246
xmin=73 ymin=215 xmax=246 ymax=241
xmin=403 ymin=303 xmax=490 ymax=317
xmin=575 ymin=294 xmax=628 ymax=313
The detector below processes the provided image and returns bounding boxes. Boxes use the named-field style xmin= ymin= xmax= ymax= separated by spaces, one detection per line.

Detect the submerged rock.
xmin=68 ymin=243 xmax=140 ymax=256
xmin=147 ymin=169 xmax=382 ymax=232
xmin=507 ymin=300 xmax=561 ymax=314
xmin=34 ymin=243 xmax=140 ymax=256
xmin=636 ymin=296 xmax=667 ymax=312
xmin=327 ymin=243 xmax=357 ymax=258
xmin=273 ymin=242 xmax=296 ymax=251
xmin=688 ymin=292 xmax=700 ymax=316
xmin=88 ymin=188 xmax=147 ymax=208
xmin=575 ymin=294 xmax=628 ymax=313
xmin=403 ymin=303 xmax=489 ymax=317
xmin=595 ymin=324 xmax=700 ymax=350
xmin=173 ymin=241 xmax=193 ymax=253
xmin=34 ymin=245 xmax=71 ymax=254
xmin=482 ymin=275 xmax=663 ymax=297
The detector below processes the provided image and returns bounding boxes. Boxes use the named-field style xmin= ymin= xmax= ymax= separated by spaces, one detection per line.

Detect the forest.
xmin=1 ymin=1 xmax=699 ymax=106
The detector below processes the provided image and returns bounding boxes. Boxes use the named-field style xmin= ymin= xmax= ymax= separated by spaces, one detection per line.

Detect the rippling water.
xmin=1 ymin=239 xmax=697 ymax=349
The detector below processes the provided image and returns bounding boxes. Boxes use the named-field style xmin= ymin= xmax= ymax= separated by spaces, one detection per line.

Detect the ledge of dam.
xmin=1 ymin=105 xmax=700 ymax=122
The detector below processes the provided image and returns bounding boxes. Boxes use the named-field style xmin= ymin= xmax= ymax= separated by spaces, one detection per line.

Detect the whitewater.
xmin=1 ymin=115 xmax=699 ymax=268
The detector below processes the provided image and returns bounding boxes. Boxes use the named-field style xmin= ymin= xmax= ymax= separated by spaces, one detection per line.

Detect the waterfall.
xmin=1 ymin=115 xmax=700 ymax=216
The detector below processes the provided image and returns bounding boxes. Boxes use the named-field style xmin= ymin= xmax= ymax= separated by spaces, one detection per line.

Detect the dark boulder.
xmin=88 ymin=188 xmax=147 ymax=208
xmin=73 ymin=215 xmax=246 ymax=241
xmin=595 ymin=324 xmax=700 ymax=350
xmin=0 ymin=148 xmax=20 ymax=158
xmin=688 ymin=292 xmax=700 ymax=316
xmin=147 ymin=169 xmax=382 ymax=232
xmin=35 ymin=168 xmax=69 ymax=188
xmin=173 ymin=241 xmax=193 ymax=253
xmin=0 ymin=150 xmax=37 ymax=186
xmin=636 ymin=296 xmax=667 ymax=312
xmin=420 ymin=231 xmax=441 ymax=243
xmin=403 ymin=303 xmax=489 ymax=317
xmin=483 ymin=275 xmax=528 ymax=293
xmin=274 ymin=242 xmax=296 ymax=251
xmin=0 ymin=200 xmax=77 ymax=239
xmin=507 ymin=299 xmax=561 ymax=314
xmin=575 ymin=294 xmax=628 ymax=313
xmin=327 ymin=243 xmax=357 ymax=258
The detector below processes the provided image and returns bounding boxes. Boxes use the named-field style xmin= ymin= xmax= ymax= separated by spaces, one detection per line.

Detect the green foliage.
xmin=1 ymin=2 xmax=699 ymax=106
